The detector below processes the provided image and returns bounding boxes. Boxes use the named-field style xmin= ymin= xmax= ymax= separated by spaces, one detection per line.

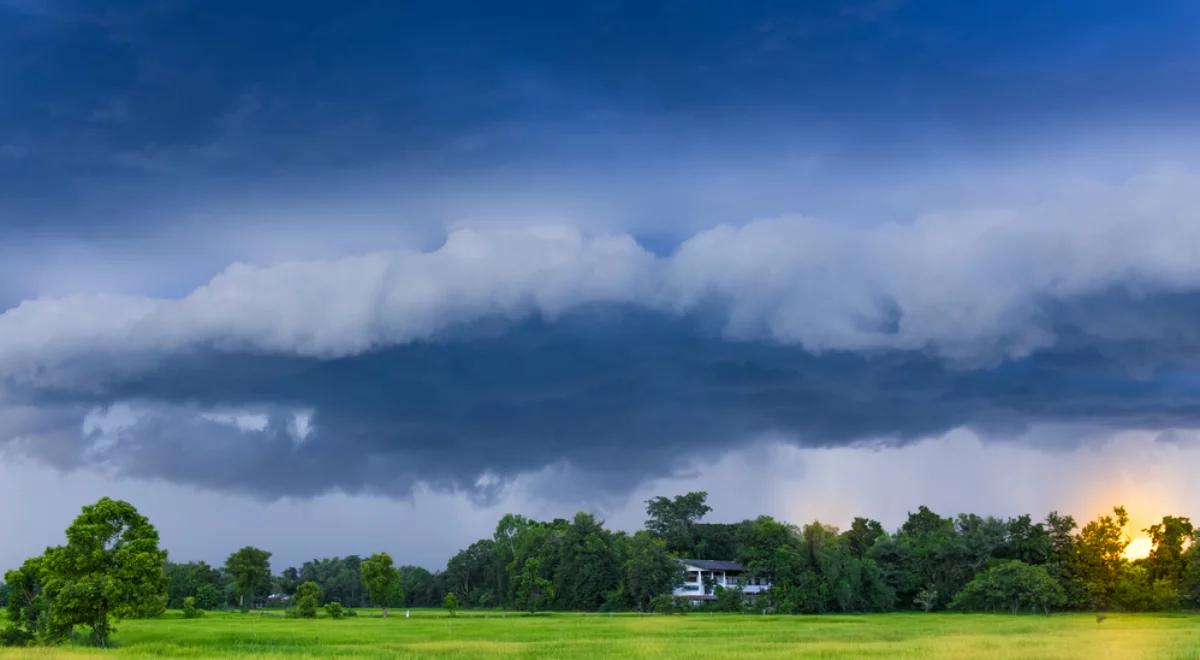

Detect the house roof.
xmin=680 ymin=559 xmax=744 ymax=571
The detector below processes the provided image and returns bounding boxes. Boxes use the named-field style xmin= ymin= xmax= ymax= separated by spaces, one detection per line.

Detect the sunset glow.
xmin=1124 ymin=536 xmax=1153 ymax=561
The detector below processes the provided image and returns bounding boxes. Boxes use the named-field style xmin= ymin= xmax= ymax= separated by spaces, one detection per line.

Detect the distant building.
xmin=673 ymin=559 xmax=771 ymax=602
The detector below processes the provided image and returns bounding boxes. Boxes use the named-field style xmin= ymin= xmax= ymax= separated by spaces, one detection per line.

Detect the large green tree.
xmin=645 ymin=491 xmax=711 ymax=554
xmin=553 ymin=513 xmax=622 ymax=610
xmin=621 ymin=531 xmax=681 ymax=611
xmin=360 ymin=552 xmax=403 ymax=616
xmin=224 ymin=546 xmax=272 ymax=611
xmin=40 ymin=497 xmax=167 ymax=646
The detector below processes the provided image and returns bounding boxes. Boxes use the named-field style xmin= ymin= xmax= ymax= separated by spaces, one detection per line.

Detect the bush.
xmin=343 ymin=607 xmax=357 ymax=617
xmin=599 ymin=589 xmax=626 ymax=613
xmin=650 ymin=594 xmax=675 ymax=614
xmin=324 ymin=602 xmax=344 ymax=619
xmin=442 ymin=592 xmax=458 ymax=617
xmin=195 ymin=584 xmax=222 ymax=611
xmin=293 ymin=581 xmax=322 ymax=619
xmin=1 ymin=625 xmax=35 ymax=648
xmin=713 ymin=585 xmax=746 ymax=612
xmin=182 ymin=596 xmax=202 ymax=618
xmin=950 ymin=560 xmax=1066 ymax=614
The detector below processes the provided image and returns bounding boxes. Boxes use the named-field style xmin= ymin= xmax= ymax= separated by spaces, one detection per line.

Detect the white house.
xmin=673 ymin=559 xmax=771 ymax=602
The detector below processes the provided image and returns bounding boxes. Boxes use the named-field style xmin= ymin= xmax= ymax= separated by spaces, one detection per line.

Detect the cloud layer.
xmin=4 ymin=172 xmax=1200 ymax=499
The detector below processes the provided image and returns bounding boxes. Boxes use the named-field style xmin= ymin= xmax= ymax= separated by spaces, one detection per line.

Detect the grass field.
xmin=2 ymin=609 xmax=1198 ymax=659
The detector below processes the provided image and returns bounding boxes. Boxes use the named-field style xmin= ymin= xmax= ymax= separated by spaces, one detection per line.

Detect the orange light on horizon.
xmin=1124 ymin=536 xmax=1153 ymax=561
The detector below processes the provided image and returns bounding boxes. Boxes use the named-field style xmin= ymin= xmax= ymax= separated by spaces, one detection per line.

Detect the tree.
xmin=182 ymin=596 xmax=201 ymax=618
xmin=360 ymin=552 xmax=403 ymax=617
xmin=442 ymin=591 xmax=458 ymax=617
xmin=195 ymin=584 xmax=222 ymax=610
xmin=445 ymin=540 xmax=499 ymax=607
xmin=1144 ymin=516 xmax=1194 ymax=585
xmin=2 ymin=557 xmax=49 ymax=646
xmin=872 ymin=506 xmax=968 ymax=611
xmin=277 ymin=567 xmax=301 ymax=597
xmin=294 ymin=581 xmax=322 ymax=618
xmin=164 ymin=561 xmax=222 ymax=609
xmin=224 ymin=547 xmax=272 ymax=611
xmin=39 ymin=497 xmax=168 ymax=647
xmin=553 ymin=513 xmax=622 ymax=610
xmin=398 ymin=566 xmax=438 ymax=607
xmin=1076 ymin=506 xmax=1130 ymax=609
xmin=298 ymin=556 xmax=369 ymax=608
xmin=514 ymin=557 xmax=554 ymax=613
xmin=622 ymin=531 xmax=682 ymax=611
xmin=949 ymin=560 xmax=1066 ymax=613
xmin=842 ymin=518 xmax=885 ymax=559
xmin=645 ymin=492 xmax=711 ymax=554
xmin=1043 ymin=511 xmax=1083 ymax=607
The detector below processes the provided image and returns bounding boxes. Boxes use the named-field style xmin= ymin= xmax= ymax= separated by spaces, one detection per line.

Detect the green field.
xmin=3 ymin=610 xmax=1199 ymax=659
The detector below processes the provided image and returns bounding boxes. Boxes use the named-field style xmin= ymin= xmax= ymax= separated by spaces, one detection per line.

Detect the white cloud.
xmin=2 ymin=170 xmax=1200 ymax=388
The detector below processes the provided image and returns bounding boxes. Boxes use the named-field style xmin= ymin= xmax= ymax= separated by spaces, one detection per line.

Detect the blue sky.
xmin=3 ymin=1 xmax=1200 ymax=569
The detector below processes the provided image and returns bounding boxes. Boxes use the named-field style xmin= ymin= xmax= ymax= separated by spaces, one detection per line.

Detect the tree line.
xmin=4 ymin=493 xmax=1199 ymax=647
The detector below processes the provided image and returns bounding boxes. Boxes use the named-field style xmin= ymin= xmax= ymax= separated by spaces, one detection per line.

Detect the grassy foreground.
xmin=2 ymin=609 xmax=1198 ymax=659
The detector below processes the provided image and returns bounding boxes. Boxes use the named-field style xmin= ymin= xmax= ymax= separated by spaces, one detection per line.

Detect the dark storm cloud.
xmin=6 ymin=299 xmax=1200 ymax=501
xmin=3 ymin=0 xmax=1200 ymax=228
xmin=3 ymin=195 xmax=1200 ymax=500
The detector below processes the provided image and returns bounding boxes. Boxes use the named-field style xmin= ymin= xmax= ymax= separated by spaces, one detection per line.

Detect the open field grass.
xmin=2 ymin=609 xmax=1198 ymax=659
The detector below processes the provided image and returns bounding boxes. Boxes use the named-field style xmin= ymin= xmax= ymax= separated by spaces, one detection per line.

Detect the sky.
xmin=3 ymin=0 xmax=1200 ymax=570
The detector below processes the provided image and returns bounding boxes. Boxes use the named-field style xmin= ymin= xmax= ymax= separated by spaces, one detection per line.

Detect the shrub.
xmin=293 ymin=581 xmax=322 ymax=619
xmin=713 ymin=585 xmax=746 ymax=612
xmin=950 ymin=560 xmax=1066 ymax=614
xmin=650 ymin=594 xmax=675 ymax=614
xmin=443 ymin=592 xmax=458 ymax=617
xmin=182 ymin=596 xmax=202 ymax=618
xmin=324 ymin=602 xmax=344 ymax=619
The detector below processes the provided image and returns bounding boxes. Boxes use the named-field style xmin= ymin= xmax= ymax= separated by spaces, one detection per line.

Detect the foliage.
xmin=2 ymin=556 xmax=49 ymax=646
xmin=1144 ymin=516 xmax=1194 ymax=585
xmin=165 ymin=561 xmax=224 ymax=610
xmin=553 ymin=513 xmax=623 ymax=610
xmin=621 ymin=532 xmax=681 ymax=611
xmin=515 ymin=557 xmax=555 ymax=613
xmin=398 ymin=565 xmax=440 ymax=607
xmin=442 ymin=591 xmax=458 ymax=616
xmin=325 ymin=601 xmax=344 ymax=619
xmin=182 ymin=596 xmax=202 ymax=618
xmin=225 ymin=546 xmax=272 ymax=611
xmin=949 ymin=560 xmax=1066 ymax=613
xmin=294 ymin=556 xmax=369 ymax=608
xmin=645 ymin=491 xmax=712 ymax=554
xmin=360 ymin=552 xmax=403 ymax=616
xmin=1075 ymin=507 xmax=1130 ymax=609
xmin=293 ymin=581 xmax=323 ymax=618
xmin=2 ymin=610 xmax=1199 ymax=657
xmin=38 ymin=497 xmax=168 ymax=647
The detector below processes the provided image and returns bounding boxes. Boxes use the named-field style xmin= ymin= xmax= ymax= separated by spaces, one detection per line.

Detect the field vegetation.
xmin=3 ymin=492 xmax=1200 ymax=656
xmin=2 ymin=608 xmax=1199 ymax=659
